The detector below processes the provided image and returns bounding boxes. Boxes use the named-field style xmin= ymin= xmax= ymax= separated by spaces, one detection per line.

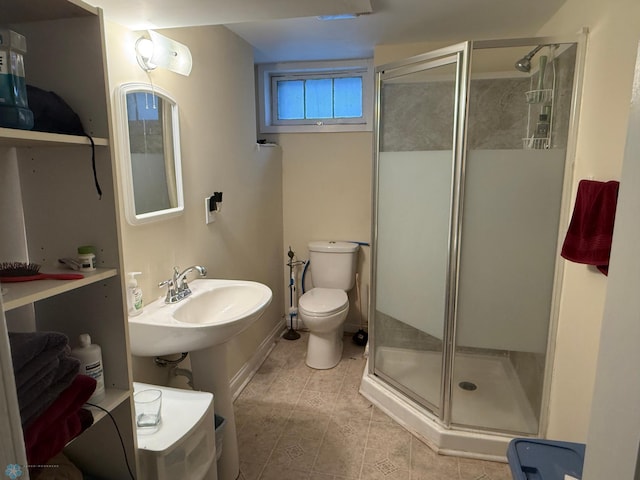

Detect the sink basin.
xmin=128 ymin=279 xmax=272 ymax=357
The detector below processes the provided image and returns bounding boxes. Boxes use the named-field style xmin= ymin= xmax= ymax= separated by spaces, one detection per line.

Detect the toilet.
xmin=299 ymin=241 xmax=359 ymax=369
xmin=134 ymin=382 xmax=218 ymax=480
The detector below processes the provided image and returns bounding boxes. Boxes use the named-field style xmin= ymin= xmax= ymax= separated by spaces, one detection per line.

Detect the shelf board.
xmin=65 ymin=389 xmax=131 ymax=447
xmin=1 ymin=267 xmax=118 ymax=311
xmin=84 ymin=388 xmax=131 ymax=424
xmin=0 ymin=127 xmax=108 ymax=148
xmin=4 ymin=0 xmax=96 ymax=24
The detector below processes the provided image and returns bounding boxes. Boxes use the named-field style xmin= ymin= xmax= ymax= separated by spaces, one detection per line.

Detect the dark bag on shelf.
xmin=26 ymin=85 xmax=101 ymax=198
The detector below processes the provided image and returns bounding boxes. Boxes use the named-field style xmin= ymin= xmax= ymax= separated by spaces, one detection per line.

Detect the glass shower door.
xmin=450 ymin=43 xmax=575 ymax=434
xmin=372 ymin=45 xmax=468 ymax=416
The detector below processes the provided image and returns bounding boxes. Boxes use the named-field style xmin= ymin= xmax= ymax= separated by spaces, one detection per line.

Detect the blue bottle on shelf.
xmin=0 ymin=29 xmax=34 ymax=130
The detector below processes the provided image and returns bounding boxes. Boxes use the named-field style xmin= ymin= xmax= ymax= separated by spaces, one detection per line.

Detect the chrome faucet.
xmin=159 ymin=265 xmax=207 ymax=304
xmin=176 ymin=265 xmax=207 ymax=298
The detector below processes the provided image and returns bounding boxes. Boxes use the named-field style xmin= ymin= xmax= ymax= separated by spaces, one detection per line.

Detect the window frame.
xmin=258 ymin=59 xmax=374 ymax=134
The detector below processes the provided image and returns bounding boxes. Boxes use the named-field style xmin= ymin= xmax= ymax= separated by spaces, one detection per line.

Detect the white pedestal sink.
xmin=129 ymin=279 xmax=273 ymax=480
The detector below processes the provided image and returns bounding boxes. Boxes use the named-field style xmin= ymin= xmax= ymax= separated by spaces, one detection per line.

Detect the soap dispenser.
xmin=126 ymin=272 xmax=144 ymax=317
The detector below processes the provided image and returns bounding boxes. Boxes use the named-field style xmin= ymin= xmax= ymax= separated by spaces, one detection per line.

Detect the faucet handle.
xmin=179 ymin=276 xmax=192 ymax=297
xmin=159 ymin=278 xmax=179 ymax=304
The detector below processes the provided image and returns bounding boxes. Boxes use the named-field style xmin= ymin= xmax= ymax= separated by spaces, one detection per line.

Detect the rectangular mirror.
xmin=116 ymin=82 xmax=184 ymax=225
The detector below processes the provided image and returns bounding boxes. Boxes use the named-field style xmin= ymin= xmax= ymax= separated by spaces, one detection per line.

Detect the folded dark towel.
xmin=17 ymin=356 xmax=60 ymax=399
xmin=24 ymin=375 xmax=96 ymax=465
xmin=8 ymin=331 xmax=69 ymax=373
xmin=561 ymin=179 xmax=620 ymax=275
xmin=21 ymin=354 xmax=80 ymax=428
xmin=7 ymin=331 xmax=80 ymax=428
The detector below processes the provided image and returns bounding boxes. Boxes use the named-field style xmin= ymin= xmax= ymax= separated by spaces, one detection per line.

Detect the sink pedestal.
xmin=191 ymin=344 xmax=238 ymax=480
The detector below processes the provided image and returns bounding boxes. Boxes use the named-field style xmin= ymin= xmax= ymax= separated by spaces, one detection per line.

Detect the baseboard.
xmin=230 ymin=321 xmax=286 ymax=401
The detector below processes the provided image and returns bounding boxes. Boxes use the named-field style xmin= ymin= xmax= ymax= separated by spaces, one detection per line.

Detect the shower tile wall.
xmin=381 ymin=82 xmax=456 ymax=151
xmin=466 ymin=78 xmax=530 ymax=149
xmin=381 ymin=45 xmax=575 ymax=153
xmin=381 ymin=77 xmax=530 ymax=151
xmin=510 ymin=350 xmax=546 ymax=420
xmin=375 ymin=311 xmax=442 ymax=351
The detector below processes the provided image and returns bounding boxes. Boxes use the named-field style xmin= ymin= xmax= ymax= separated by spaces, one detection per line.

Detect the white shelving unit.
xmin=0 ymin=128 xmax=109 ymax=147
xmin=0 ymin=1 xmax=137 ymax=478
xmin=1 ymin=268 xmax=118 ymax=311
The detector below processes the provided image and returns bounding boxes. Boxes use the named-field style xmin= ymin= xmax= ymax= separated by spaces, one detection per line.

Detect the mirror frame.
xmin=116 ymin=82 xmax=184 ymax=225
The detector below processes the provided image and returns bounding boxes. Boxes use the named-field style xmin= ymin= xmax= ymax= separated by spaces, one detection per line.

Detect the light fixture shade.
xmin=136 ymin=30 xmax=193 ymax=76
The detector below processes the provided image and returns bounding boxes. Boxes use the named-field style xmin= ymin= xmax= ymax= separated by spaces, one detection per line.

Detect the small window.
xmin=273 ymin=74 xmax=363 ymax=123
xmin=258 ymin=59 xmax=373 ymax=134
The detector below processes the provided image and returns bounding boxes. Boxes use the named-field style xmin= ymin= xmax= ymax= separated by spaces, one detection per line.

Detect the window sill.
xmin=260 ymin=123 xmax=372 ymax=134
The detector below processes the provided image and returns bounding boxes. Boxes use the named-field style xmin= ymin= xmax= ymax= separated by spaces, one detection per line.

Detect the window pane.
xmin=277 ymin=80 xmax=304 ymax=119
xmin=306 ymin=78 xmax=333 ymax=119
xmin=334 ymin=77 xmax=363 ymax=118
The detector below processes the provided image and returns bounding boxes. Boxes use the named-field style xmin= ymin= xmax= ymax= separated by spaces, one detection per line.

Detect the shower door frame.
xmin=369 ymin=33 xmax=588 ymax=435
xmin=370 ymin=41 xmax=472 ymax=422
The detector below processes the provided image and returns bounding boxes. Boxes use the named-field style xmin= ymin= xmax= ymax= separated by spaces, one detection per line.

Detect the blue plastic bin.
xmin=507 ymin=438 xmax=586 ymax=480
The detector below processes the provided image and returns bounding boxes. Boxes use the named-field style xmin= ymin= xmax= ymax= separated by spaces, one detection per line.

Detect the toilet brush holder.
xmin=284 ymin=313 xmax=300 ymax=340
xmin=285 ymin=247 xmax=303 ymax=341
xmin=283 ymin=327 xmax=300 ymax=340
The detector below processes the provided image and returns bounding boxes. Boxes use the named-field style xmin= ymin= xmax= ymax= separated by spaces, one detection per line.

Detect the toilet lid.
xmin=299 ymin=288 xmax=348 ymax=316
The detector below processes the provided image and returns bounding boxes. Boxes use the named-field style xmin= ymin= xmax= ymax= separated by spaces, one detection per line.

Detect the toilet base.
xmin=306 ymin=328 xmax=344 ymax=369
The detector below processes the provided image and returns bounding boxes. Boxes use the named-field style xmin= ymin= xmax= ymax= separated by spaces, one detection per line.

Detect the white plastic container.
xmin=71 ymin=334 xmax=105 ymax=403
xmin=77 ymin=245 xmax=96 ymax=271
xmin=134 ymin=382 xmax=217 ymax=480
xmin=127 ymin=271 xmax=144 ymax=316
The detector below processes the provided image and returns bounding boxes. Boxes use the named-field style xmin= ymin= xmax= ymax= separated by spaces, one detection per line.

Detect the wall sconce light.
xmin=135 ymin=30 xmax=193 ymax=76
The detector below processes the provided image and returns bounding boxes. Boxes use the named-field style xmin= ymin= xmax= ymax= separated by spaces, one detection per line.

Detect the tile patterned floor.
xmin=234 ymin=332 xmax=512 ymax=480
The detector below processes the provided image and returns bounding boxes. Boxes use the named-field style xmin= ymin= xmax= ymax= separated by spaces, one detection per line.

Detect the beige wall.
xmin=105 ymin=22 xmax=284 ymax=384
xmin=582 ymin=44 xmax=640 ymax=480
xmin=266 ymin=132 xmax=372 ymax=332
xmin=536 ymin=0 xmax=640 ymax=442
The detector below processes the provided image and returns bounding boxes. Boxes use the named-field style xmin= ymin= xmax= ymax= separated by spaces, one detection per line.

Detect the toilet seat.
xmin=299 ymin=288 xmax=348 ymax=317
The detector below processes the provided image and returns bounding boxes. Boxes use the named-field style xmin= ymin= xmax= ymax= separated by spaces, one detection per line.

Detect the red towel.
xmin=561 ymin=180 xmax=620 ymax=275
xmin=24 ymin=374 xmax=96 ymax=465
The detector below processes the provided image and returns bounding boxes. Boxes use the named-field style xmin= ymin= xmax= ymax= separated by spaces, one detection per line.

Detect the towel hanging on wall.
xmin=561 ymin=179 xmax=620 ymax=275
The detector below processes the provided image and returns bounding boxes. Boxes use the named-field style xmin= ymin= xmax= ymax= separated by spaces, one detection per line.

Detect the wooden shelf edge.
xmin=85 ymin=388 xmax=131 ymax=424
xmin=0 ymin=127 xmax=109 ymax=148
xmin=1 ymin=268 xmax=118 ymax=311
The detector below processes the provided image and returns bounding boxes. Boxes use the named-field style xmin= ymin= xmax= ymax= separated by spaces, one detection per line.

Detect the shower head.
xmin=515 ymin=45 xmax=545 ymax=72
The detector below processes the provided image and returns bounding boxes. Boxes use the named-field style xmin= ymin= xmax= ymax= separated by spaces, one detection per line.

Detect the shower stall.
xmin=360 ymin=36 xmax=585 ymax=458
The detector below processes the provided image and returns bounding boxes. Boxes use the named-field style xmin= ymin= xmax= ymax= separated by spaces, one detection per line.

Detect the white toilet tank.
xmin=308 ymin=241 xmax=359 ymax=291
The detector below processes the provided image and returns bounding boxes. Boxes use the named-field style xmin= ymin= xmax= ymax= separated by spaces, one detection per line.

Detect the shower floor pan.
xmin=375 ymin=347 xmax=538 ymax=433
xmin=361 ymin=346 xmax=538 ymax=459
